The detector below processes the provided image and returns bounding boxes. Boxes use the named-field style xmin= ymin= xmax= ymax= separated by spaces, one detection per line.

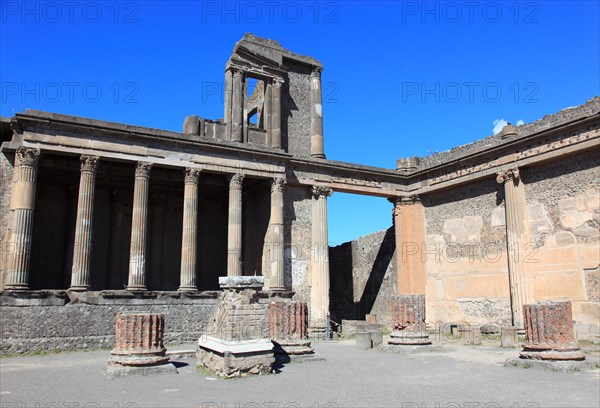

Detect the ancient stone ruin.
xmin=520 ymin=301 xmax=585 ymax=361
xmin=268 ymin=301 xmax=314 ymax=359
xmin=105 ymin=312 xmax=176 ymax=378
xmin=0 ymin=33 xmax=598 ymax=358
xmin=388 ymin=294 xmax=431 ymax=345
xmin=196 ymin=276 xmax=274 ymax=378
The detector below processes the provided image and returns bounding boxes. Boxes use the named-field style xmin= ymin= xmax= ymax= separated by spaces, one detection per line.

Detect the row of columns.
xmin=223 ymin=66 xmax=325 ymax=159
xmin=224 ymin=69 xmax=283 ymax=149
xmin=3 ymin=147 xmax=288 ymax=292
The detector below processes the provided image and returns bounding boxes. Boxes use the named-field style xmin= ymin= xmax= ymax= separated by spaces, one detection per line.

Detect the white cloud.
xmin=492 ymin=118 xmax=507 ymax=135
xmin=516 ymin=119 xmax=524 ymax=126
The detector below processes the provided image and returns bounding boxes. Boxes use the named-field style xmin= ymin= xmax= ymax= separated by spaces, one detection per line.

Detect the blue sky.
xmin=1 ymin=1 xmax=599 ymax=245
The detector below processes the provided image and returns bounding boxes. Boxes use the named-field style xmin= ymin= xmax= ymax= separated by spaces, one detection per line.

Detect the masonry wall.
xmin=0 ymin=293 xmax=218 ymax=354
xmin=282 ymin=60 xmax=312 ymax=157
xmin=329 ymin=228 xmax=396 ymax=325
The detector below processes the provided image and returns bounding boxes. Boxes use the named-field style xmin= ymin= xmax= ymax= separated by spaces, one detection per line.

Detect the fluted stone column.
xmin=70 ymin=155 xmax=100 ymax=291
xmin=391 ymin=195 xmax=426 ymax=295
xmin=5 ymin=147 xmax=40 ymax=290
xmin=179 ymin=168 xmax=201 ymax=291
xmin=271 ymin=78 xmax=283 ymax=149
xmin=227 ymin=173 xmax=244 ymax=276
xmin=231 ymin=69 xmax=244 ymax=142
xmin=268 ymin=177 xmax=286 ymax=290
xmin=309 ymin=185 xmax=332 ymax=335
xmin=127 ymin=162 xmax=152 ymax=290
xmin=109 ymin=312 xmax=169 ymax=366
xmin=310 ymin=67 xmax=325 ymax=159
xmin=520 ymin=301 xmax=585 ymax=361
xmin=497 ymin=168 xmax=533 ymax=328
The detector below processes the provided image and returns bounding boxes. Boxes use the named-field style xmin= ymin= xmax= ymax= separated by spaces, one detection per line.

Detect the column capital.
xmin=15 ymin=147 xmax=40 ymax=167
xmin=272 ymin=77 xmax=285 ymax=88
xmin=389 ymin=195 xmax=420 ymax=206
xmin=271 ymin=177 xmax=286 ymax=193
xmin=135 ymin=162 xmax=153 ymax=179
xmin=229 ymin=173 xmax=244 ymax=190
xmin=232 ymin=68 xmax=245 ymax=79
xmin=184 ymin=167 xmax=201 ymax=184
xmin=311 ymin=66 xmax=323 ymax=77
xmin=80 ymin=155 xmax=99 ymax=173
xmin=311 ymin=185 xmax=332 ymax=199
xmin=496 ymin=168 xmax=520 ymax=184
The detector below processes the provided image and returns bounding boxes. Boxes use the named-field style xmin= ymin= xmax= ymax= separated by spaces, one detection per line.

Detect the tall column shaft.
xmin=227 ymin=173 xmax=244 ymax=276
xmin=231 ymin=69 xmax=244 ymax=142
xmin=497 ymin=168 xmax=533 ymax=328
xmin=310 ymin=67 xmax=325 ymax=158
xmin=224 ymin=69 xmax=233 ymax=137
xmin=5 ymin=147 xmax=40 ymax=289
xmin=127 ymin=162 xmax=152 ymax=290
xmin=271 ymin=78 xmax=283 ymax=149
xmin=309 ymin=185 xmax=332 ymax=335
xmin=391 ymin=196 xmax=426 ymax=295
xmin=70 ymin=155 xmax=100 ymax=291
xmin=267 ymin=177 xmax=286 ymax=290
xmin=179 ymin=168 xmax=201 ymax=291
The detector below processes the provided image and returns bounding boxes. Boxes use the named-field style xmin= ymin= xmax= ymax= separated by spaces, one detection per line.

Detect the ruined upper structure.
xmin=183 ymin=33 xmax=326 ymax=158
xmin=1 ymin=34 xmax=599 ymax=354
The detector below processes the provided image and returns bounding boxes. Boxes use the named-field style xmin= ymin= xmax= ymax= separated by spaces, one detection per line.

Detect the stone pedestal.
xmin=106 ymin=312 xmax=176 ymax=377
xmin=197 ymin=276 xmax=275 ymax=377
xmin=269 ymin=302 xmax=314 ymax=356
xmin=388 ymin=294 xmax=431 ymax=345
xmin=519 ymin=302 xmax=585 ymax=361
xmin=501 ymin=326 xmax=519 ymax=348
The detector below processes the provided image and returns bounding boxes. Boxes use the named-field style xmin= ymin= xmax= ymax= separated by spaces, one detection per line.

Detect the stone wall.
xmin=0 ymin=291 xmax=218 ymax=354
xmin=329 ymin=228 xmax=396 ymax=325
xmin=422 ymin=178 xmax=511 ymax=327
xmin=0 ymin=153 xmax=13 ymax=287
xmin=284 ymin=185 xmax=312 ymax=305
xmin=283 ymin=60 xmax=312 ymax=157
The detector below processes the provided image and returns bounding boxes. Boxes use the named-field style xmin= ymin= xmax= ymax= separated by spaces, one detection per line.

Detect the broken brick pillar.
xmin=388 ymin=294 xmax=431 ymax=345
xmin=520 ymin=301 xmax=585 ymax=361
xmin=109 ymin=312 xmax=170 ymax=366
xmin=269 ymin=301 xmax=314 ymax=355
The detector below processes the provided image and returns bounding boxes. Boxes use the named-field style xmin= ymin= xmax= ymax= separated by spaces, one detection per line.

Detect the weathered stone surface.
xmin=197 ymin=336 xmax=274 ymax=378
xmin=520 ymin=301 xmax=585 ymax=361
xmin=389 ymin=295 xmax=431 ymax=346
xmin=269 ymin=301 xmax=313 ymax=355
xmin=108 ymin=312 xmax=169 ymax=367
xmin=584 ymin=266 xmax=600 ymax=302
xmin=218 ymin=276 xmax=264 ymax=290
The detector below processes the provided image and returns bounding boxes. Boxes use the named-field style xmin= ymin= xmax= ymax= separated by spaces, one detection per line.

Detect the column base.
xmin=3 ymin=283 xmax=30 ymax=290
xmin=310 ymin=153 xmax=326 ymax=159
xmin=178 ymin=286 xmax=198 ymax=292
xmin=69 ymin=285 xmax=90 ymax=292
xmin=126 ymin=285 xmax=147 ymax=291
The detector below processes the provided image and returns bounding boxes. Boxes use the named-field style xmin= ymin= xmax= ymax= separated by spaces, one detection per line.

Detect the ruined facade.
xmin=1 ymin=34 xmax=599 ymax=353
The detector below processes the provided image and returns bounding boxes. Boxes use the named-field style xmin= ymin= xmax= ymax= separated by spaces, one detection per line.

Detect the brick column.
xmin=309 ymin=185 xmax=332 ymax=335
xmin=497 ymin=168 xmax=533 ymax=328
xmin=268 ymin=301 xmax=314 ymax=355
xmin=310 ymin=67 xmax=325 ymax=158
xmin=179 ymin=168 xmax=201 ymax=291
xmin=5 ymin=147 xmax=40 ymax=290
xmin=520 ymin=302 xmax=585 ymax=361
xmin=389 ymin=294 xmax=431 ymax=345
xmin=70 ymin=155 xmax=100 ymax=291
xmin=267 ymin=177 xmax=286 ymax=290
xmin=227 ymin=173 xmax=244 ymax=276
xmin=391 ymin=195 xmax=426 ymax=295
xmin=271 ymin=77 xmax=283 ymax=149
xmin=109 ymin=312 xmax=169 ymax=366
xmin=127 ymin=162 xmax=152 ymax=290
